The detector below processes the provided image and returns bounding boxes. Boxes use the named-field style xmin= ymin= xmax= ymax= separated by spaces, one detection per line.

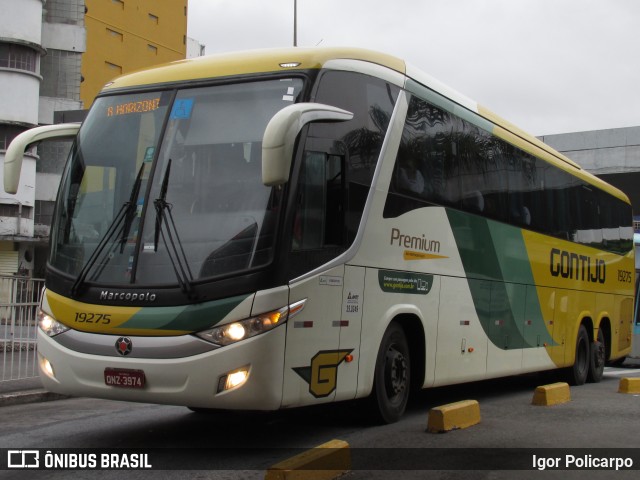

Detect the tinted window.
xmin=385 ymin=93 xmax=633 ymax=255
xmin=311 ymin=70 xmax=399 ymax=243
xmin=287 ymin=71 xmax=399 ymax=278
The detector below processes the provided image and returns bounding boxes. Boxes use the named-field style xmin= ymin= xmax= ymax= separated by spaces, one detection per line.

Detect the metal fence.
xmin=0 ymin=276 xmax=44 ymax=382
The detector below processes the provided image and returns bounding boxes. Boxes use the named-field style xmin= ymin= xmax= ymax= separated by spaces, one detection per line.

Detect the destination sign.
xmin=106 ymin=98 xmax=161 ymax=117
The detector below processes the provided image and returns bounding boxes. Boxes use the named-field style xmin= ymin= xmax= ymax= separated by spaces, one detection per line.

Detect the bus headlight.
xmin=196 ymin=299 xmax=306 ymax=347
xmin=38 ymin=309 xmax=70 ymax=337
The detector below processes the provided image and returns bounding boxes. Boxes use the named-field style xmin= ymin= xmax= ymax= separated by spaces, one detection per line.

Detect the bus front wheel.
xmin=371 ymin=323 xmax=411 ymax=424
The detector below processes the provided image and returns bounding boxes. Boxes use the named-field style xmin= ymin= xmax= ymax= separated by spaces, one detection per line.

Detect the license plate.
xmin=104 ymin=368 xmax=145 ymax=389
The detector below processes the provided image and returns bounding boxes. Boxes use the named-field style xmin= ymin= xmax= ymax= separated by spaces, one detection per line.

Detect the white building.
xmin=0 ymin=0 xmax=86 ymax=276
xmin=0 ymin=0 xmax=47 ymax=274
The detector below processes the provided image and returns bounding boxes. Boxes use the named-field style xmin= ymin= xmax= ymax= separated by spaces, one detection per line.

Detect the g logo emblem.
xmin=293 ymin=349 xmax=353 ymax=398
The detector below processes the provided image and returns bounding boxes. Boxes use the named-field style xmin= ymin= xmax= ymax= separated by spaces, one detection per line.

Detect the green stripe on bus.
xmin=447 ymin=209 xmax=555 ymax=349
xmin=119 ymin=294 xmax=250 ymax=332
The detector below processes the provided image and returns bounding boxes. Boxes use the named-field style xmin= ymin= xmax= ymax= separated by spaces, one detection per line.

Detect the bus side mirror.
xmin=4 ymin=123 xmax=81 ymax=194
xmin=262 ymin=103 xmax=353 ymax=186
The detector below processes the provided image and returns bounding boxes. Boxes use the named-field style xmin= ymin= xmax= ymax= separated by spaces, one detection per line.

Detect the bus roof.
xmin=101 ymin=47 xmax=630 ymax=205
xmin=102 ymin=47 xmax=406 ymax=91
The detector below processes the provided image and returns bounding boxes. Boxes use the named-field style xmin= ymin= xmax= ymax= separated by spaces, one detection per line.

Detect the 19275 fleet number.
xmin=74 ymin=312 xmax=111 ymax=324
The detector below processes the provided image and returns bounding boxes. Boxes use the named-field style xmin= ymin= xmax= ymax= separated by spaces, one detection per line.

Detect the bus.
xmin=4 ymin=47 xmax=635 ymax=423
xmin=632 ymin=234 xmax=640 ymax=359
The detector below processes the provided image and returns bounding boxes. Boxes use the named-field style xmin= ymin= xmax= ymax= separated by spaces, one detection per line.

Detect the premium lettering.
xmin=390 ymin=228 xmax=440 ymax=253
xmin=549 ymin=248 xmax=605 ymax=284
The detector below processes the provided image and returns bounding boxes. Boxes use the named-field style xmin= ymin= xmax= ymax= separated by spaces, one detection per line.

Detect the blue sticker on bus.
xmin=170 ymin=99 xmax=194 ymax=119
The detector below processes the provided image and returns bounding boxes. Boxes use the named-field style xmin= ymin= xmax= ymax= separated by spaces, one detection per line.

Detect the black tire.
xmin=587 ymin=327 xmax=605 ymax=383
xmin=566 ymin=325 xmax=590 ymax=385
xmin=371 ymin=323 xmax=411 ymax=424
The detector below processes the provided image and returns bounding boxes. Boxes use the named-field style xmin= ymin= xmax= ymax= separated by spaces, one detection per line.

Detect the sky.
xmin=186 ymin=0 xmax=640 ymax=137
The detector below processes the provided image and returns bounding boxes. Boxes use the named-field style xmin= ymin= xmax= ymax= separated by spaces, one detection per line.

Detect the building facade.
xmin=82 ymin=0 xmax=188 ymax=107
xmin=0 ymin=0 xmax=46 ymax=274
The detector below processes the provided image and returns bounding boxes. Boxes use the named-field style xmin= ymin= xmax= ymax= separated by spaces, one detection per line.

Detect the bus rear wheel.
xmin=587 ymin=327 xmax=605 ymax=383
xmin=566 ymin=325 xmax=589 ymax=385
xmin=371 ymin=323 xmax=411 ymax=424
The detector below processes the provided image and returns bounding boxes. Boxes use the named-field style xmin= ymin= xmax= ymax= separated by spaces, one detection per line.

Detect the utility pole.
xmin=293 ymin=0 xmax=297 ymax=47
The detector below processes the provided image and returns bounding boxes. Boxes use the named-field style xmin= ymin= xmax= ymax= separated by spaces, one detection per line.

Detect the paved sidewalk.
xmin=0 ymin=376 xmax=69 ymax=407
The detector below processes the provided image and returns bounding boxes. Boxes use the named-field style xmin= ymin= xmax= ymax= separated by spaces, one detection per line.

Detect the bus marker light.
xmin=345 ymin=354 xmax=354 ymax=363
xmin=467 ymin=347 xmax=474 ymax=353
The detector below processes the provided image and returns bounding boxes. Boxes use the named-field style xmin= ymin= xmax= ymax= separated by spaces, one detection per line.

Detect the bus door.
xmin=282 ymin=265 xmax=364 ymax=408
xmin=281 ymin=143 xmax=362 ymax=406
xmin=283 ymin=265 xmax=346 ymax=407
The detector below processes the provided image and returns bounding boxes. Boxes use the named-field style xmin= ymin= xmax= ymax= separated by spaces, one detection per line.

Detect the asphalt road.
xmin=1 ymin=363 xmax=639 ymax=480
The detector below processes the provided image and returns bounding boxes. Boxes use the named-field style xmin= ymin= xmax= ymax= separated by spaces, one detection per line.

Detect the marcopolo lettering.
xmin=390 ymin=227 xmax=440 ymax=253
xmin=100 ymin=290 xmax=157 ymax=302
xmin=549 ymin=248 xmax=605 ymax=284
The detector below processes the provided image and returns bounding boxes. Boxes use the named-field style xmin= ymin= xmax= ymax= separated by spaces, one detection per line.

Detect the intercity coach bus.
xmin=4 ymin=48 xmax=635 ymax=422
xmin=632 ymin=234 xmax=640 ymax=359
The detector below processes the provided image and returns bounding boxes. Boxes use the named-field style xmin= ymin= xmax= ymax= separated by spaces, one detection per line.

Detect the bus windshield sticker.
xmin=283 ymin=87 xmax=296 ymax=102
xmin=378 ymin=270 xmax=433 ymax=295
xmin=170 ymin=98 xmax=194 ymax=119
xmin=144 ymin=147 xmax=155 ymax=162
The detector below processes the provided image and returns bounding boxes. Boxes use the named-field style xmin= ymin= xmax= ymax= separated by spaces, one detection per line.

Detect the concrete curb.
xmin=0 ymin=389 xmax=70 ymax=407
xmin=532 ymin=382 xmax=571 ymax=406
xmin=426 ymin=399 xmax=481 ymax=433
xmin=618 ymin=377 xmax=640 ymax=394
xmin=265 ymin=439 xmax=351 ymax=480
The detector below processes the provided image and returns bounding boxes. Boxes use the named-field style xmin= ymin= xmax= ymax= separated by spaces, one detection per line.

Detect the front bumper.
xmin=37 ymin=326 xmax=286 ymax=410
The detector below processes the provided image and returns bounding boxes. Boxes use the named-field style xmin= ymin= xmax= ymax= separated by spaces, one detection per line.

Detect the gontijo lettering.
xmin=549 ymin=248 xmax=605 ymax=284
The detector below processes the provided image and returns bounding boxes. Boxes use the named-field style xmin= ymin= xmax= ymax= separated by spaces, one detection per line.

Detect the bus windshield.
xmin=50 ymin=78 xmax=304 ymax=287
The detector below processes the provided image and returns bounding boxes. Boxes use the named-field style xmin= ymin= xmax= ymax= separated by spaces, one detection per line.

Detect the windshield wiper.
xmin=70 ymin=163 xmax=145 ymax=297
xmin=153 ymin=159 xmax=197 ymax=299
xmin=119 ymin=162 xmax=145 ymax=253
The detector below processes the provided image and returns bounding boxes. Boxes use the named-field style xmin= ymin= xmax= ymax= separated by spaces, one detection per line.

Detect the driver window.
xmin=292 ymin=152 xmax=345 ymax=251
